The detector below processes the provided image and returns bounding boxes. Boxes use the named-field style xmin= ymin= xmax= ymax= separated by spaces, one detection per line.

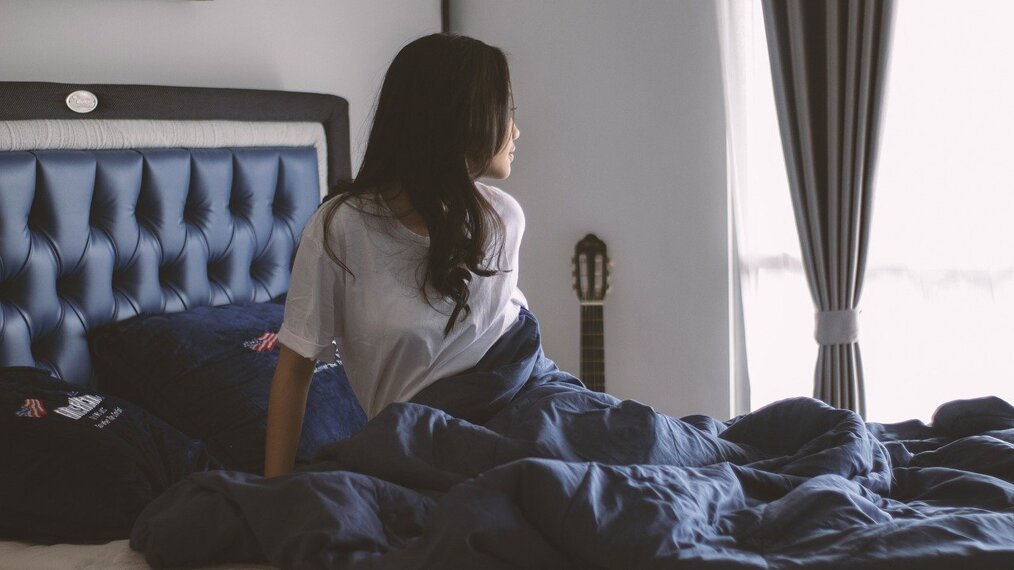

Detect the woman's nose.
xmin=512 ymin=123 xmax=520 ymax=141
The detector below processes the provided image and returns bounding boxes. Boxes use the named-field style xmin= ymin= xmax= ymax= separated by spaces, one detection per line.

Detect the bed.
xmin=1 ymin=81 xmax=1013 ymax=570
xmin=0 ymin=81 xmax=362 ymax=569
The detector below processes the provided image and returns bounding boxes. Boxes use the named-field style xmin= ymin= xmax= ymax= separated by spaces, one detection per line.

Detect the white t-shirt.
xmin=278 ymin=182 xmax=528 ymax=418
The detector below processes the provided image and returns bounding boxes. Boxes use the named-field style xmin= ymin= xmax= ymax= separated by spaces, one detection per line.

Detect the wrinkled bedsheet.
xmin=131 ymin=309 xmax=1014 ymax=569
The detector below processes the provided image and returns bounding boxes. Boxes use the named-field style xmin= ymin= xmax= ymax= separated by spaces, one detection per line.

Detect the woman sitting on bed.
xmin=264 ymin=32 xmax=524 ymax=477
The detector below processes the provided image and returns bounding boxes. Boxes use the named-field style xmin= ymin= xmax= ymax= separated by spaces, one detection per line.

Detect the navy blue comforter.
xmin=131 ymin=309 xmax=1014 ymax=569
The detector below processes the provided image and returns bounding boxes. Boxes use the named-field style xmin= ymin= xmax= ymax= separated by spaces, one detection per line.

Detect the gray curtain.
xmin=762 ymin=0 xmax=895 ymax=417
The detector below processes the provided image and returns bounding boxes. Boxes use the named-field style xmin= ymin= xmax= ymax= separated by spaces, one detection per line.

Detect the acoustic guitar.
xmin=572 ymin=234 xmax=611 ymax=392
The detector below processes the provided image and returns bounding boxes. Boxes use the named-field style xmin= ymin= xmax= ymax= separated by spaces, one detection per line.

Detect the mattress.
xmin=0 ymin=539 xmax=276 ymax=569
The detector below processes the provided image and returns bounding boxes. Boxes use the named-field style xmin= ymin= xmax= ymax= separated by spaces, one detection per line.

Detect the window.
xmin=725 ymin=0 xmax=1014 ymax=422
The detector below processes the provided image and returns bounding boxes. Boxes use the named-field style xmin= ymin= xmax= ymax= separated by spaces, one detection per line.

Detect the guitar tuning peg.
xmin=608 ymin=261 xmax=615 ymax=268
xmin=606 ymin=286 xmax=612 ymax=294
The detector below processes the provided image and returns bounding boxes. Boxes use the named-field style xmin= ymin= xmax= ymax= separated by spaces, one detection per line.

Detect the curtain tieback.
xmin=815 ymin=309 xmax=860 ymax=345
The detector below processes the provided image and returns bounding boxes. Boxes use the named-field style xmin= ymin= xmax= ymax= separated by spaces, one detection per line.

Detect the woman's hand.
xmin=264 ymin=344 xmax=317 ymax=477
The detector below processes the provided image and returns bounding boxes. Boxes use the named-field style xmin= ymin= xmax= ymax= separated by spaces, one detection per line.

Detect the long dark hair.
xmin=320 ymin=33 xmax=514 ymax=335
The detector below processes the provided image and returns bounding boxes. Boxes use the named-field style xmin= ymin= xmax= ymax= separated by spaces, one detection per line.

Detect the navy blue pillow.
xmin=88 ymin=302 xmax=366 ymax=473
xmin=0 ymin=366 xmax=218 ymax=543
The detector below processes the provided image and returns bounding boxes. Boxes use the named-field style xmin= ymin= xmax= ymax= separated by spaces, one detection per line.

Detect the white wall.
xmin=454 ymin=1 xmax=732 ymax=418
xmin=0 ymin=0 xmax=731 ymax=418
xmin=0 ymin=0 xmax=442 ymax=169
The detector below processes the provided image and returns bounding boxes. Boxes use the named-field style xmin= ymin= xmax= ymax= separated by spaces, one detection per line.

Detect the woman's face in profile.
xmin=482 ymin=117 xmax=520 ymax=180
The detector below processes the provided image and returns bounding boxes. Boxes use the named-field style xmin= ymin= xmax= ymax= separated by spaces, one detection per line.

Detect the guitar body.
xmin=573 ymin=234 xmax=610 ymax=393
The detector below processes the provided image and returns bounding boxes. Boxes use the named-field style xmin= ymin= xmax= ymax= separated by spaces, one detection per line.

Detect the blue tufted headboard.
xmin=0 ymin=83 xmax=351 ymax=386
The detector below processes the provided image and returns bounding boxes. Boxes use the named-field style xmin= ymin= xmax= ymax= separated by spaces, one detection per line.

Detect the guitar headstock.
xmin=572 ymin=234 xmax=611 ymax=304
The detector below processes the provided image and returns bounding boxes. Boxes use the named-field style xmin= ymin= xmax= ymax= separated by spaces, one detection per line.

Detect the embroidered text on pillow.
xmin=244 ymin=332 xmax=280 ymax=352
xmin=314 ymin=362 xmax=338 ymax=374
xmin=16 ymin=398 xmax=47 ymax=418
xmin=244 ymin=333 xmax=340 ymax=375
xmin=54 ymin=394 xmax=103 ymax=420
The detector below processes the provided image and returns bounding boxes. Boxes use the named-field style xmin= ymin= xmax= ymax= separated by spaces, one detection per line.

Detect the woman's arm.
xmin=264 ymin=344 xmax=317 ymax=477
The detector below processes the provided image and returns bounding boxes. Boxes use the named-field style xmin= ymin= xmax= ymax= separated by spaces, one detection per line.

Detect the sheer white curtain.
xmin=719 ymin=0 xmax=812 ymax=415
xmin=720 ymin=0 xmax=1014 ymax=422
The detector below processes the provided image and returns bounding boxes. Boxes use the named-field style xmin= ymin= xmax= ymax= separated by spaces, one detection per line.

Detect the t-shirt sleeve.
xmin=278 ymin=210 xmax=345 ymax=363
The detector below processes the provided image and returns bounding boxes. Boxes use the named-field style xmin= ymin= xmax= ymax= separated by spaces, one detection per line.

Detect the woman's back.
xmin=278 ymin=181 xmax=528 ymax=418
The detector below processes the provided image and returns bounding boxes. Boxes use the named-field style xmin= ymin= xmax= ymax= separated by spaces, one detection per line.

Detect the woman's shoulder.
xmin=307 ymin=195 xmax=380 ymax=232
xmin=299 ymin=194 xmax=375 ymax=253
xmin=474 ymin=180 xmax=513 ymax=203
xmin=475 ymin=181 xmax=524 ymax=224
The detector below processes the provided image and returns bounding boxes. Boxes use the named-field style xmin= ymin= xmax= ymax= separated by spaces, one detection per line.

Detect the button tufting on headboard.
xmin=0 ymin=82 xmax=351 ymax=387
xmin=0 ymin=147 xmax=319 ymax=385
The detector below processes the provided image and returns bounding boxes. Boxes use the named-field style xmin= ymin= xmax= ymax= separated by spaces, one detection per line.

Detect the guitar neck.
xmin=580 ymin=304 xmax=605 ymax=392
